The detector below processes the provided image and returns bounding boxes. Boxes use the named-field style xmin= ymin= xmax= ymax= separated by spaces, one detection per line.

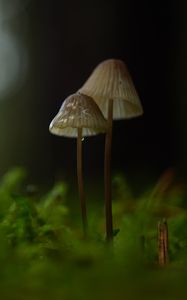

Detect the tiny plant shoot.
xmin=158 ymin=219 xmax=169 ymax=266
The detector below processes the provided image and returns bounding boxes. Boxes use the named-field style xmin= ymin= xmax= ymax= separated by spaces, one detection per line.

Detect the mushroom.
xmin=79 ymin=59 xmax=143 ymax=241
xmin=49 ymin=92 xmax=107 ymax=236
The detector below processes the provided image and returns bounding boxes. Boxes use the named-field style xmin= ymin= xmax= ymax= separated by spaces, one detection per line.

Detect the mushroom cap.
xmin=78 ymin=59 xmax=143 ymax=120
xmin=49 ymin=93 xmax=107 ymax=137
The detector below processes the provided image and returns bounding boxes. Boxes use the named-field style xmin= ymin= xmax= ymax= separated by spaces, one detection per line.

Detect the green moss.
xmin=0 ymin=169 xmax=187 ymax=299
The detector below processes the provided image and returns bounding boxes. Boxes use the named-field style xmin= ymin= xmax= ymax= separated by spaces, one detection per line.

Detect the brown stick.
xmin=77 ymin=128 xmax=87 ymax=236
xmin=163 ymin=219 xmax=169 ymax=264
xmin=104 ymin=99 xmax=114 ymax=241
xmin=158 ymin=219 xmax=169 ymax=266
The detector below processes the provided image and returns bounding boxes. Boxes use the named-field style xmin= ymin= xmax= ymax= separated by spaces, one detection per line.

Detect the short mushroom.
xmin=79 ymin=59 xmax=143 ymax=241
xmin=49 ymin=92 xmax=107 ymax=236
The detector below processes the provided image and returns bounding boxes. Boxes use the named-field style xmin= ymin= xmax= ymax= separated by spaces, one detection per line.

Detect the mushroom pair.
xmin=49 ymin=59 xmax=143 ymax=240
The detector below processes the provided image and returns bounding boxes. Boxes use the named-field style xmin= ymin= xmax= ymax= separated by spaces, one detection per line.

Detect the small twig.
xmin=158 ymin=219 xmax=169 ymax=266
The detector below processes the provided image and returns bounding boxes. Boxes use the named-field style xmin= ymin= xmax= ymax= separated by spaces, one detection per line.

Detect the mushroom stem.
xmin=77 ymin=127 xmax=87 ymax=236
xmin=104 ymin=98 xmax=114 ymax=241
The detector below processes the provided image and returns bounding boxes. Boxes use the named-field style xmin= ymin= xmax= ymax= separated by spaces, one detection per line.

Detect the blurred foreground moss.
xmin=0 ymin=168 xmax=187 ymax=299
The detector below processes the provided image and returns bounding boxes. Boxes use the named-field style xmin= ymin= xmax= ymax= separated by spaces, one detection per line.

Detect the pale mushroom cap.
xmin=49 ymin=93 xmax=107 ymax=137
xmin=79 ymin=59 xmax=143 ymax=120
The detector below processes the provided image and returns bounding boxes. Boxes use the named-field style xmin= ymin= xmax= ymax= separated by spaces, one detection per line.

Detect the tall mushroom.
xmin=79 ymin=59 xmax=143 ymax=241
xmin=49 ymin=92 xmax=107 ymax=236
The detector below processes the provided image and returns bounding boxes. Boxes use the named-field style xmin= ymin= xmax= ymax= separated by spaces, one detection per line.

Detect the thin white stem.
xmin=77 ymin=128 xmax=87 ymax=236
xmin=104 ymin=99 xmax=113 ymax=241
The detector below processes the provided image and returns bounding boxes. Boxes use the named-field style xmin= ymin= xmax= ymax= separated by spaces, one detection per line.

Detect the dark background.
xmin=0 ymin=0 xmax=187 ymax=189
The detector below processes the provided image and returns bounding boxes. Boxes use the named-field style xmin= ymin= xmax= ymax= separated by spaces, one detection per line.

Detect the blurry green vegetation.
xmin=0 ymin=168 xmax=187 ymax=300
